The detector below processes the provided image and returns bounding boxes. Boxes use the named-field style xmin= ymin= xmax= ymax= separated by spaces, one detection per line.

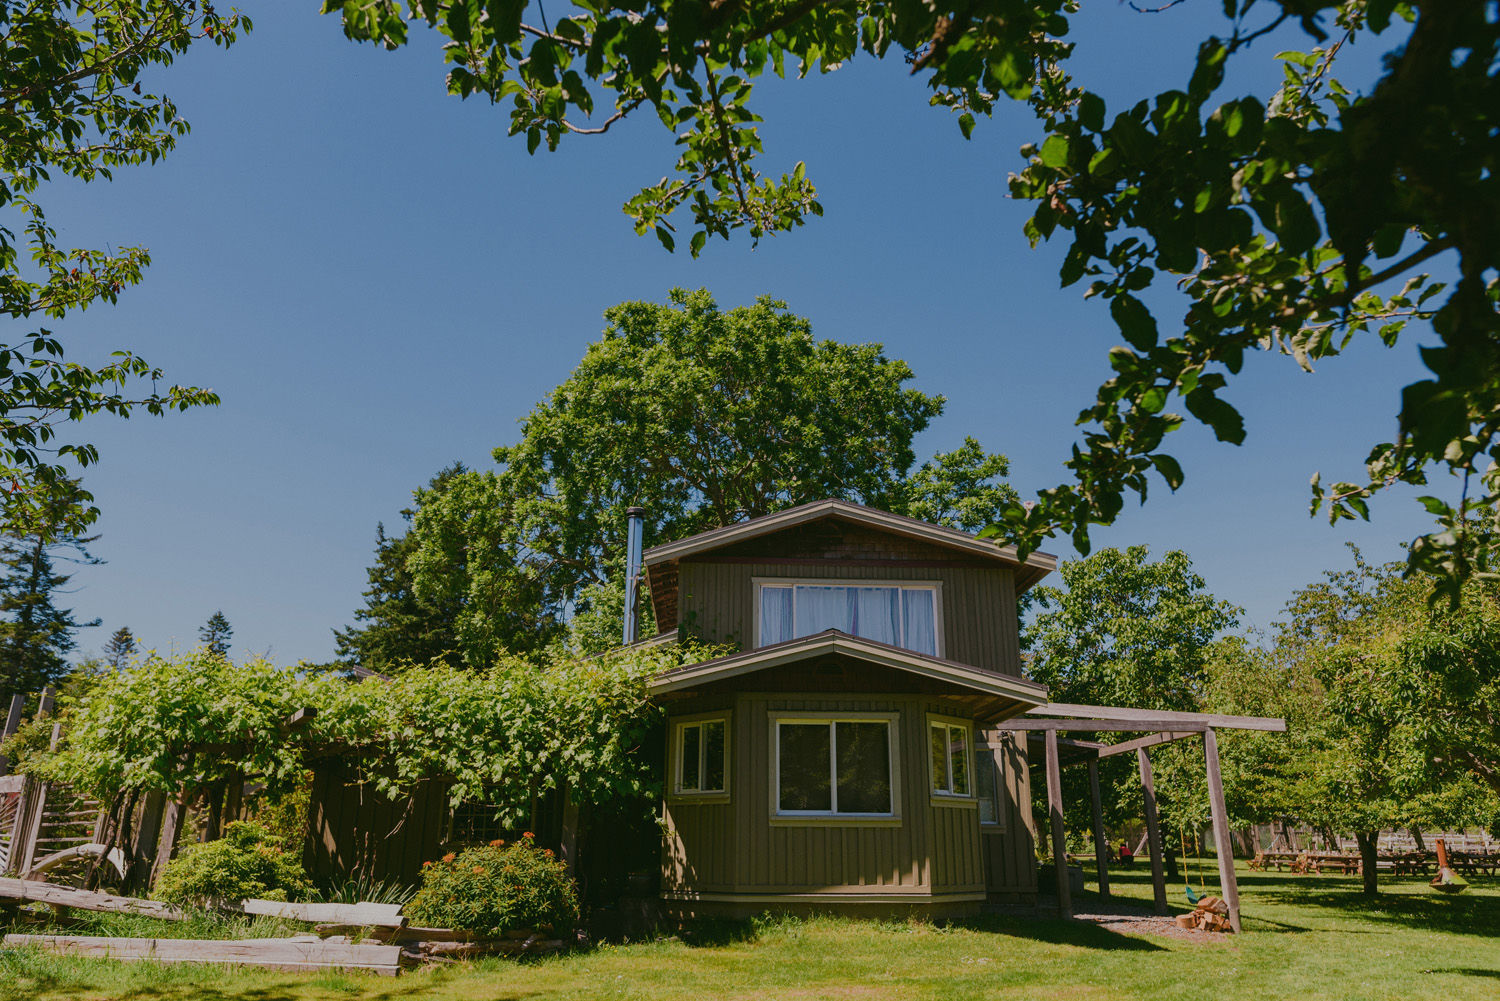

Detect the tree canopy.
xmin=0 ymin=2 xmax=250 ymax=537
xmin=340 ymin=289 xmax=1017 ymax=670
xmin=323 ymin=0 xmax=1499 ymax=597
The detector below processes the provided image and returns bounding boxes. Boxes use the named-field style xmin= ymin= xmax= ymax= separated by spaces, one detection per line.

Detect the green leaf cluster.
xmin=0 ymin=2 xmax=251 ymax=536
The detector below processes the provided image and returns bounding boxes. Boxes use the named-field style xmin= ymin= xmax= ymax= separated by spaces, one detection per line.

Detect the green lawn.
xmin=2 ymin=865 xmax=1496 ymax=1001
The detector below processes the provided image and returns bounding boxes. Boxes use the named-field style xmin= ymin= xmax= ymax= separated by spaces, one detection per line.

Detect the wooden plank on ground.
xmin=0 ymin=876 xmax=185 ymax=920
xmin=239 ymin=899 xmax=406 ymax=927
xmin=2 ymin=934 xmax=402 ymax=975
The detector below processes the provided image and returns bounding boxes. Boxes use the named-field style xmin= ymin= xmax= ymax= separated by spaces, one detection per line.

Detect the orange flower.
xmin=472 ymin=866 xmax=486 ymax=874
xmin=441 ymin=852 xmax=456 ymax=863
xmin=543 ymin=849 xmax=554 ymax=857
xmin=523 ymin=831 xmax=534 ymax=839
xmin=489 ymin=839 xmax=506 ymax=847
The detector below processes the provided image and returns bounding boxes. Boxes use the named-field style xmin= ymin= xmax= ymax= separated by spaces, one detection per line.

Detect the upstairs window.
xmin=758 ymin=582 xmax=940 ymax=656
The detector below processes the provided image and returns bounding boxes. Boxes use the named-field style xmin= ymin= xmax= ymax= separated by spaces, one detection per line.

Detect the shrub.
xmin=405 ymin=834 xmax=578 ymax=936
xmin=154 ymin=821 xmax=312 ymax=906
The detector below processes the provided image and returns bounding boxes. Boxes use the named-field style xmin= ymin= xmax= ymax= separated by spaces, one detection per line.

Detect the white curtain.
xmin=902 ymin=589 xmax=937 ymax=655
xmin=795 ymin=586 xmax=856 ymax=636
xmin=854 ymin=588 xmax=900 ymax=646
xmin=760 ymin=586 xmax=794 ymax=646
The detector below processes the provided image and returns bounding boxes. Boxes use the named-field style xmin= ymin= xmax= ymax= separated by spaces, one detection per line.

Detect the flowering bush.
xmin=154 ymin=821 xmax=312 ymax=906
xmin=405 ymin=834 xmax=578 ymax=936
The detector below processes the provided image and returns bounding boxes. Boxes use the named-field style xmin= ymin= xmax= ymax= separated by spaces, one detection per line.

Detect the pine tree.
xmin=103 ymin=626 xmax=137 ymax=669
xmin=333 ymin=463 xmax=466 ymax=672
xmin=200 ymin=611 xmax=232 ymax=658
xmin=0 ymin=530 xmax=102 ymax=696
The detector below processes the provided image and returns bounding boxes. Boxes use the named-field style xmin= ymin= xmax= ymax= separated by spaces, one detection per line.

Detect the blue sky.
xmin=41 ymin=3 xmax=1437 ymax=663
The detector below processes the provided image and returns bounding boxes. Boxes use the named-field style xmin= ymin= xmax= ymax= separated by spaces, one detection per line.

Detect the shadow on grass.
xmin=1428 ymin=968 xmax=1500 ymax=979
xmin=961 ymin=914 xmax=1167 ymax=952
xmin=1253 ymin=881 xmax=1500 ymax=936
xmin=675 ymin=917 xmax=760 ymax=948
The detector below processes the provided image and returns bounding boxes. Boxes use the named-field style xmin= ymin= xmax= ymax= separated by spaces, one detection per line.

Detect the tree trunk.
xmin=1410 ymin=826 xmax=1425 ymax=852
xmin=1355 ymin=831 xmax=1379 ymax=895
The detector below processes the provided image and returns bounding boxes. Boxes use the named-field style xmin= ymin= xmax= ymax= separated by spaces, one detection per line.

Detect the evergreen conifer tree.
xmin=103 ymin=626 xmax=138 ymax=669
xmin=334 ymin=463 xmax=466 ymax=672
xmin=0 ymin=530 xmax=102 ymax=696
xmin=200 ymin=611 xmax=232 ymax=658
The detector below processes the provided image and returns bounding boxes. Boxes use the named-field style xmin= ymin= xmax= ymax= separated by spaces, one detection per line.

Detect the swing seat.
xmin=1184 ymin=883 xmax=1203 ymax=905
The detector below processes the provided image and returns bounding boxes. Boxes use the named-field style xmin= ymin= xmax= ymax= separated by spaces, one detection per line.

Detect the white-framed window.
xmin=771 ymin=713 xmax=900 ymax=817
xmin=929 ymin=717 xmax=973 ymax=798
xmin=673 ymin=716 xmax=728 ymax=796
xmin=755 ymin=579 xmax=942 ymax=656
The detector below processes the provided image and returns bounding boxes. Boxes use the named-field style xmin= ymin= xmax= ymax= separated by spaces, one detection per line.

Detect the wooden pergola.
xmin=1001 ymin=704 xmax=1288 ymax=932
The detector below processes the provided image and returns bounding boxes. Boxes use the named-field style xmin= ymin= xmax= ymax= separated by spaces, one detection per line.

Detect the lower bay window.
xmin=772 ymin=713 xmax=900 ymax=820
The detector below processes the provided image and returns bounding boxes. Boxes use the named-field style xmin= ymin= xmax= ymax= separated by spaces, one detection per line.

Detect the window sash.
xmin=774 ymin=718 xmax=894 ymax=816
xmin=676 ymin=718 xmax=727 ymax=794
xmin=929 ymin=721 xmax=972 ymax=797
xmin=759 ymin=583 xmax=940 ymax=655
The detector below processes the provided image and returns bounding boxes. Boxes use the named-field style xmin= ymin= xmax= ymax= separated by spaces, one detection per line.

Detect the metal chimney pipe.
xmin=623 ymin=506 xmax=646 ymax=645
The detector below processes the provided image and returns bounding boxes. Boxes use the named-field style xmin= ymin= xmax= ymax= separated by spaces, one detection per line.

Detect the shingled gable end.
xmin=642 ymin=499 xmax=1058 ymax=919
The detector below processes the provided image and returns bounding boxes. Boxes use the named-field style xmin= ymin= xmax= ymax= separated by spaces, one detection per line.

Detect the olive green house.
xmin=640 ymin=499 xmax=1057 ymax=920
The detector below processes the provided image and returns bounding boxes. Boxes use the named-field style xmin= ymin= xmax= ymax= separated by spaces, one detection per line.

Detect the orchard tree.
xmin=360 ymin=289 xmax=1016 ymax=668
xmin=324 ymin=0 xmax=1499 ymax=597
xmin=0 ymin=2 xmax=250 ymax=537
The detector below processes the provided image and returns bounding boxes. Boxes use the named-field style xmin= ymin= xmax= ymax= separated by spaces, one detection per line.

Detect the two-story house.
xmin=639 ymin=498 xmax=1057 ymax=920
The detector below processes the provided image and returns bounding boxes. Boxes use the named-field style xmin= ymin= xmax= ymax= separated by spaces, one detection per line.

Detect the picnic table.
xmin=1251 ymin=850 xmax=1304 ymax=872
xmin=1450 ymin=850 xmax=1500 ymax=877
xmin=1303 ymin=852 xmax=1362 ymax=875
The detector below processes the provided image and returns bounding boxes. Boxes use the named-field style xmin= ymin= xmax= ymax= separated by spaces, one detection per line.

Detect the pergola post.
xmin=1087 ymin=757 xmax=1110 ymax=897
xmin=1044 ymin=728 xmax=1071 ymax=918
xmin=1203 ymin=727 xmax=1242 ymax=933
xmin=1136 ymin=747 xmax=1168 ymax=916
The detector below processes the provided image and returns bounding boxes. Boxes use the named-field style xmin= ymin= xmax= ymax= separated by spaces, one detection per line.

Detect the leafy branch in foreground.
xmin=327 ymin=1 xmax=1500 ymax=599
xmin=0 ymin=2 xmax=251 ymax=536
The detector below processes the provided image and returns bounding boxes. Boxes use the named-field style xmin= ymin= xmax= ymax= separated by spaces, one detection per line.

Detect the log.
xmin=3 ymin=934 xmax=402 ymax=975
xmin=23 ymin=843 xmax=127 ymax=881
xmin=239 ymin=898 xmax=406 ymax=927
xmin=0 ymin=877 xmax=185 ymax=920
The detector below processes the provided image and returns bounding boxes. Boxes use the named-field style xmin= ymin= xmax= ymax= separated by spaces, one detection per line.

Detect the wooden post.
xmin=127 ymin=790 xmax=167 ymax=895
xmin=224 ymin=771 xmax=244 ymax=828
xmin=1203 ymin=727 xmax=1242 ymax=933
xmin=1136 ymin=747 xmax=1168 ymax=916
xmin=9 ymin=721 xmax=61 ymax=878
xmin=1043 ymin=728 xmax=1071 ymax=918
xmin=0 ymin=694 xmax=23 ymax=776
xmin=1087 ymin=757 xmax=1110 ymax=897
xmin=151 ymin=795 xmax=187 ymax=888
xmin=558 ymin=782 xmax=580 ymax=880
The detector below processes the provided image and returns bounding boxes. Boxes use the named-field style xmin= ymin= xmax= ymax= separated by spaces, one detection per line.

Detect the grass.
xmin=0 ymin=865 xmax=1495 ymax=1001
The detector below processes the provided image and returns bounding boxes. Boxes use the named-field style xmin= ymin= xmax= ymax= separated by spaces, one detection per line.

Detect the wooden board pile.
xmin=1172 ymin=895 xmax=1234 ymax=933
xmin=1 ymin=885 xmax=569 ymax=974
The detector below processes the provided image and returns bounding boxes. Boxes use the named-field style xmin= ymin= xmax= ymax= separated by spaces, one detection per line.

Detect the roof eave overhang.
xmin=647 ymin=632 xmax=1049 ymax=710
xmin=642 ymin=499 xmax=1057 ymax=581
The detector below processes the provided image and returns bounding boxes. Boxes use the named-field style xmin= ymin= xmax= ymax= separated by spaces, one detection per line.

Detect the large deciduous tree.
xmin=343 ymin=289 xmax=1017 ymax=669
xmin=325 ymin=0 xmax=1498 ymax=596
xmin=0 ymin=2 xmax=251 ymax=537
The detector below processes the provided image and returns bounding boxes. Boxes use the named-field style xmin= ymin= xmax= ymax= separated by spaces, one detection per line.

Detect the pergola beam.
xmin=1022 ymin=703 xmax=1286 ymax=732
xmin=1005 ymin=719 xmax=1208 ymax=733
xmin=1094 ymin=731 xmax=1201 ymax=758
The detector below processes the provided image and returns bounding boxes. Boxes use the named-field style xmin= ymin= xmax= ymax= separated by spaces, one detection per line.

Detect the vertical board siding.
xmin=980 ymin=733 xmax=1039 ymax=896
xmin=679 ymin=563 xmax=1021 ymax=676
xmin=304 ymin=760 xmax=447 ymax=888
